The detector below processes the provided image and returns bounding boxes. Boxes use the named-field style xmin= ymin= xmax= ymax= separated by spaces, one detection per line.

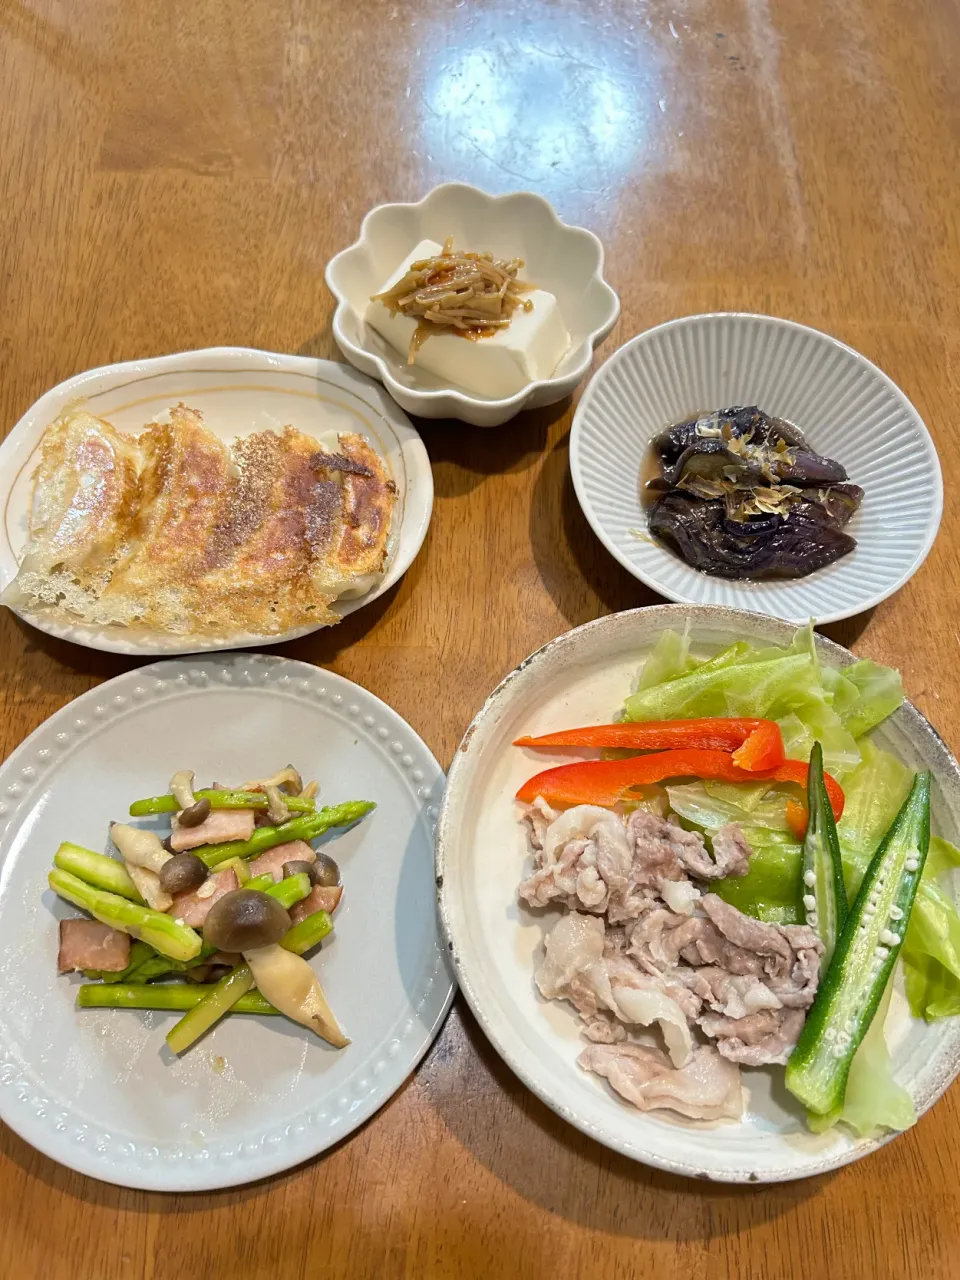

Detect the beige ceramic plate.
xmin=0 ymin=347 xmax=433 ymax=654
xmin=436 ymin=605 xmax=960 ymax=1182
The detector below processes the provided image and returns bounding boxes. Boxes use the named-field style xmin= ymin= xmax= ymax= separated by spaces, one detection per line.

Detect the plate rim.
xmin=568 ymin=311 xmax=944 ymax=625
xmin=0 ymin=652 xmax=455 ymax=1191
xmin=436 ymin=603 xmax=960 ymax=1183
xmin=0 ymin=346 xmax=434 ymax=655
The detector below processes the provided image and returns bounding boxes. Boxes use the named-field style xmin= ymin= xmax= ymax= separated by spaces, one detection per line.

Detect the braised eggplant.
xmin=645 ymin=407 xmax=862 ymax=580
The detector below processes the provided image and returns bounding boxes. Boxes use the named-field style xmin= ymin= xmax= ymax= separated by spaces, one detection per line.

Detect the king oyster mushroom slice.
xmin=110 ymin=822 xmax=173 ymax=911
xmin=243 ymin=766 xmax=304 ymax=796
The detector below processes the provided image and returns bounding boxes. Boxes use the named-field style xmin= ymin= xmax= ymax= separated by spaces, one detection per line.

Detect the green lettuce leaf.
xmin=635 ymin=625 xmax=696 ymax=690
xmin=667 ymin=781 xmax=790 ymax=831
xmin=626 ymin=652 xmax=815 ymax=721
xmin=836 ymin=741 xmax=914 ymax=896
xmin=840 ymin=660 xmax=905 ymax=740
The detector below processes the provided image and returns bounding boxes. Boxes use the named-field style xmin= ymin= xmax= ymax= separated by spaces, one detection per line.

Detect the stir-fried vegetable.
xmin=199 ymin=801 xmax=374 ymax=868
xmin=786 ymin=772 xmax=931 ymax=1116
xmin=53 ymin=843 xmax=143 ymax=903
xmin=244 ymin=944 xmax=347 ymax=1047
xmin=78 ymin=985 xmax=278 ymax=1014
xmin=52 ymin=765 xmax=365 ymax=1058
xmin=165 ymin=966 xmax=258 ymax=1053
xmin=514 ymin=717 xmax=785 ymax=772
xmin=49 ymin=868 xmax=202 ymax=961
xmin=129 ymin=789 xmax=317 ymax=817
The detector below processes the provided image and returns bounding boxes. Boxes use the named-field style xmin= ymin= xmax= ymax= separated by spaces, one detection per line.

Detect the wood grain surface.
xmin=2 ymin=0 xmax=959 ymax=1275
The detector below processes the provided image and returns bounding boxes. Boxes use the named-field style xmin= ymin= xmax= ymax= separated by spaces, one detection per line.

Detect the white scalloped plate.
xmin=0 ymin=654 xmax=453 ymax=1191
xmin=437 ymin=606 xmax=960 ymax=1183
xmin=570 ymin=314 xmax=942 ymax=623
xmin=325 ymin=183 xmax=620 ymax=427
xmin=0 ymin=347 xmax=433 ymax=654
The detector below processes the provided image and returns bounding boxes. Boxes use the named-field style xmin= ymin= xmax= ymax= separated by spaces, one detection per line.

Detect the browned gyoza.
xmin=5 ymin=404 xmax=397 ymax=636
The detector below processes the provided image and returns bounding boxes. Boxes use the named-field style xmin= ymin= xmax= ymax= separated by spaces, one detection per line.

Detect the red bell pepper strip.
xmin=732 ymin=720 xmax=785 ymax=772
xmin=513 ymin=718 xmax=784 ymax=772
xmin=516 ymin=748 xmax=844 ymax=824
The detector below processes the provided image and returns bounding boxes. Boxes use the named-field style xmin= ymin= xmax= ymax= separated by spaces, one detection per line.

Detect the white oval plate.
xmin=570 ymin=314 xmax=942 ymax=623
xmin=0 ymin=347 xmax=433 ymax=654
xmin=437 ymin=605 xmax=960 ymax=1183
xmin=0 ymin=654 xmax=453 ymax=1191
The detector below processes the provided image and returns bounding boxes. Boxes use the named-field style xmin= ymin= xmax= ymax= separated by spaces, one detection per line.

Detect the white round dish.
xmin=436 ymin=605 xmax=960 ymax=1183
xmin=570 ymin=314 xmax=942 ymax=624
xmin=0 ymin=347 xmax=433 ymax=654
xmin=325 ymin=183 xmax=620 ymax=427
xmin=0 ymin=653 xmax=453 ymax=1191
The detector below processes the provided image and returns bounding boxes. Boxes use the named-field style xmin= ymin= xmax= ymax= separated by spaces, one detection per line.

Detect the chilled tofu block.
xmin=365 ymin=238 xmax=570 ymax=399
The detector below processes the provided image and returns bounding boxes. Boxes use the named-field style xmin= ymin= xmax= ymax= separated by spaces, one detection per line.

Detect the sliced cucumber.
xmin=786 ymin=771 xmax=930 ymax=1116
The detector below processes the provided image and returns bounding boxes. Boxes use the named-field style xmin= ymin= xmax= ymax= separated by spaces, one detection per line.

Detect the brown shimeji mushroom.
xmin=204 ymin=890 xmax=348 ymax=1047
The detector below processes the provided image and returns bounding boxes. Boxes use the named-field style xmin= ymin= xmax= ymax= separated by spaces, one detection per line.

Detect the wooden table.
xmin=2 ymin=0 xmax=959 ymax=1275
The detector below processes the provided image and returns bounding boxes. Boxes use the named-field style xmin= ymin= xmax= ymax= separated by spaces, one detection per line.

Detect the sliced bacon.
xmin=289 ymin=884 xmax=342 ymax=925
xmin=58 ymin=919 xmax=131 ymax=973
xmin=248 ymin=840 xmax=316 ymax=883
xmin=168 ymin=867 xmax=239 ymax=927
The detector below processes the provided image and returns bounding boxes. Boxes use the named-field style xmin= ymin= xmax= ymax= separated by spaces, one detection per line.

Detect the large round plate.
xmin=436 ymin=605 xmax=960 ymax=1182
xmin=0 ymin=347 xmax=433 ymax=654
xmin=0 ymin=654 xmax=453 ymax=1191
xmin=570 ymin=314 xmax=942 ymax=624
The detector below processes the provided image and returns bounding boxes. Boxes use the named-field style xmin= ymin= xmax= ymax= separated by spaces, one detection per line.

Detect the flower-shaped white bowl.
xmin=325 ymin=184 xmax=620 ymax=427
xmin=570 ymin=313 xmax=943 ymax=624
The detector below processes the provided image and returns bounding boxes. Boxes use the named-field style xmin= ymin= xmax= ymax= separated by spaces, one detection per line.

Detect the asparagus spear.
xmin=166 ymin=966 xmax=257 ymax=1052
xmin=49 ymin=869 xmax=202 ymax=962
xmin=129 ymin=789 xmax=317 ymax=817
xmin=53 ymin=843 xmax=143 ymax=902
xmin=77 ymin=984 xmax=278 ymax=1014
xmin=220 ymin=855 xmax=251 ymax=886
xmin=165 ymin=907 xmax=334 ymax=1053
xmin=280 ymin=908 xmax=333 ymax=956
xmin=198 ymin=800 xmax=374 ymax=868
xmin=266 ymin=873 xmax=311 ymax=911
xmin=245 ymin=873 xmax=275 ymax=892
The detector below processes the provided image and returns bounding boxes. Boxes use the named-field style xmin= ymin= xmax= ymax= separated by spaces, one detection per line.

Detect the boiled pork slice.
xmin=578 ymin=1042 xmax=743 ymax=1121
